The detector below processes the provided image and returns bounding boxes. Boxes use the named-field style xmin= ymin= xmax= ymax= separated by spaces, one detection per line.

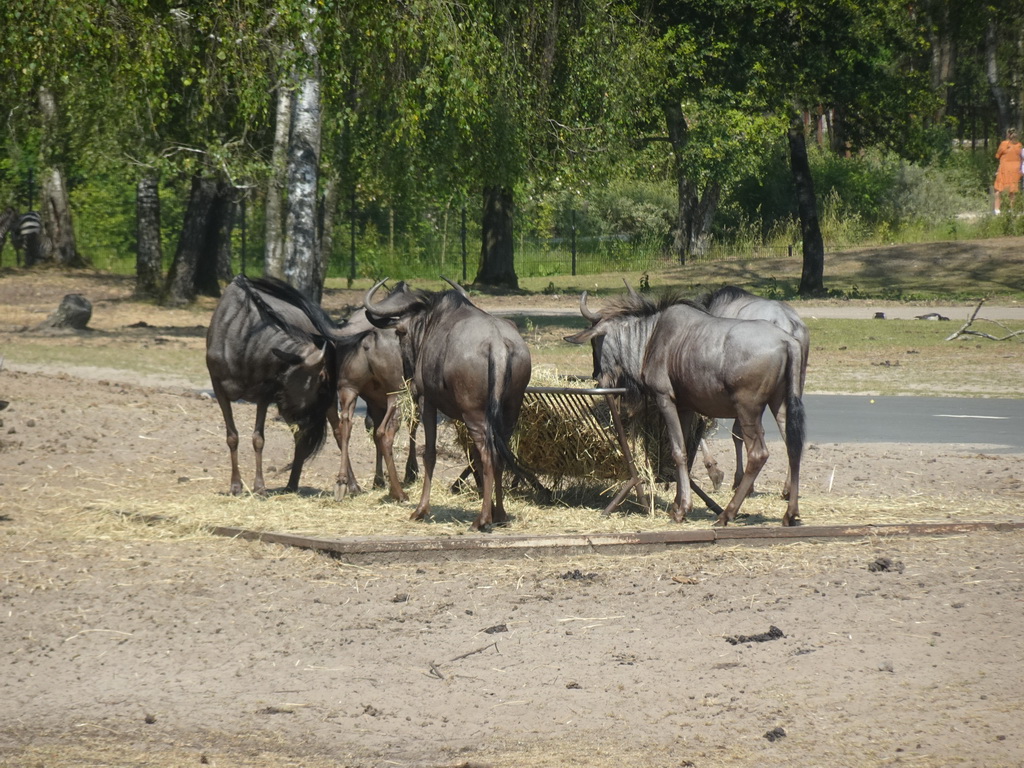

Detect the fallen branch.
xmin=945 ymin=299 xmax=1024 ymax=341
xmin=450 ymin=641 xmax=499 ymax=662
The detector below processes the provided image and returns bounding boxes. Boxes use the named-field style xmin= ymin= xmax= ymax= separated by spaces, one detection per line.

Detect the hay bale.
xmin=451 ymin=367 xmax=711 ymax=493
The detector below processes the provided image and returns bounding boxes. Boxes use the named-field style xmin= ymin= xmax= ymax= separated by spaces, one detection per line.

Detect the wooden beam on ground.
xmin=209 ymin=520 xmax=1024 ymax=562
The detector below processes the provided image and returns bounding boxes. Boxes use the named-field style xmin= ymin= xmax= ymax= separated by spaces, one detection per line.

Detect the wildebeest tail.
xmin=486 ymin=351 xmax=545 ymax=496
xmin=785 ymin=338 xmax=806 ymax=469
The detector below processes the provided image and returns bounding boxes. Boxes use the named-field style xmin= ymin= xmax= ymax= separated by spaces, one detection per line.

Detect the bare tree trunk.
xmin=0 ymin=207 xmax=16 ymax=267
xmin=986 ymin=19 xmax=1014 ymax=135
xmin=317 ymin=172 xmax=338 ymax=291
xmin=37 ymin=87 xmax=81 ymax=267
xmin=165 ymin=176 xmax=218 ymax=305
xmin=213 ymin=185 xmax=236 ymax=284
xmin=663 ymin=99 xmax=720 ymax=263
xmin=135 ymin=174 xmax=163 ymax=298
xmin=475 ymin=185 xmax=518 ymax=289
xmin=264 ymin=86 xmax=292 ymax=280
xmin=927 ymin=1 xmax=954 ymax=124
xmin=789 ymin=116 xmax=825 ymax=296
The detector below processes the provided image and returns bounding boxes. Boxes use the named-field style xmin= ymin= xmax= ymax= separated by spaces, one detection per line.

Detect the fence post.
xmin=240 ymin=196 xmax=247 ymax=275
xmin=571 ymin=208 xmax=577 ymax=276
xmin=461 ymin=204 xmax=467 ymax=283
xmin=348 ymin=187 xmax=356 ymax=288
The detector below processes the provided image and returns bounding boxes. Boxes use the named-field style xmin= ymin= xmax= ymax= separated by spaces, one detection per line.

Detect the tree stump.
xmin=38 ymin=293 xmax=92 ymax=330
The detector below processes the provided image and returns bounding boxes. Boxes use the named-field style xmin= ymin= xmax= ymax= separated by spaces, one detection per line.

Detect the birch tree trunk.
xmin=264 ymin=86 xmax=292 ymax=280
xmin=135 ymin=174 xmax=163 ymax=298
xmin=283 ymin=5 xmax=323 ymax=303
xmin=986 ymin=19 xmax=1014 ymax=136
xmin=38 ymin=87 xmax=81 ymax=267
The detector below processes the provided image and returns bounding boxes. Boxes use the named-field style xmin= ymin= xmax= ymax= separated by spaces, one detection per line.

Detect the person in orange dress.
xmin=993 ymin=128 xmax=1023 ymax=214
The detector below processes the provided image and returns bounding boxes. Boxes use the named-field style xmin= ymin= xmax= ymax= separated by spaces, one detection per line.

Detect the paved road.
xmin=706 ymin=394 xmax=1024 ymax=453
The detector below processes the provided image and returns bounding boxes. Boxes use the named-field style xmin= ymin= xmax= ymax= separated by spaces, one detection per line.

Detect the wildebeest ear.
xmin=272 ymin=347 xmax=304 ymax=365
xmin=563 ymin=325 xmax=603 ymax=345
xmin=271 ymin=344 xmax=325 ymax=367
xmin=366 ymin=312 xmax=398 ymax=330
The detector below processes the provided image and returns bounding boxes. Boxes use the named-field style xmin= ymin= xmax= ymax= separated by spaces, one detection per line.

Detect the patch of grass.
xmin=806 ymin=318 xmax=1024 ymax=396
xmin=517 ymin=238 xmax=1024 ymax=302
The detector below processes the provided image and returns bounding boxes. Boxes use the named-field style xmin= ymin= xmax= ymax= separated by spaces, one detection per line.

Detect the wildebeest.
xmin=565 ymin=289 xmax=805 ymax=526
xmin=701 ymin=285 xmax=809 ymax=497
xmin=363 ymin=279 xmax=532 ymax=530
xmin=332 ymin=308 xmax=417 ymax=502
xmin=206 ymin=275 xmax=340 ymax=495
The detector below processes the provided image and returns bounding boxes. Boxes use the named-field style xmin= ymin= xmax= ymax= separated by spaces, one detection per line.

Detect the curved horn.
xmin=440 ymin=275 xmax=469 ymax=298
xmin=622 ymin=278 xmax=641 ymax=299
xmin=363 ymin=278 xmax=390 ymax=317
xmin=579 ymin=291 xmax=601 ymax=323
xmin=303 ymin=343 xmax=326 ymax=368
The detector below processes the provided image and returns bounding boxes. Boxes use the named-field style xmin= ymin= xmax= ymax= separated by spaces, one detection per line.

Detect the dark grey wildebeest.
xmin=206 ymin=275 xmax=341 ymax=495
xmin=363 ymin=279 xmax=532 ymax=530
xmin=566 ymin=289 xmax=805 ymax=526
xmin=332 ymin=308 xmax=417 ymax=503
xmin=701 ymin=285 xmax=809 ymax=497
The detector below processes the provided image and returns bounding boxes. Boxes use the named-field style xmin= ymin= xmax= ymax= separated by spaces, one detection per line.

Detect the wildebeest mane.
xmin=238 ymin=275 xmax=339 ymax=343
xmin=234 ymin=275 xmax=342 ymax=463
xmin=599 ymin=288 xmax=701 ymax=319
xmin=700 ymin=284 xmax=754 ymax=310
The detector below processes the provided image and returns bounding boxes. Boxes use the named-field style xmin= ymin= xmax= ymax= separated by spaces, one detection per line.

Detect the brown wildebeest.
xmin=565 ymin=289 xmax=805 ymax=526
xmin=206 ymin=275 xmax=341 ymax=495
xmin=363 ymin=279 xmax=532 ymax=530
xmin=332 ymin=308 xmax=418 ymax=502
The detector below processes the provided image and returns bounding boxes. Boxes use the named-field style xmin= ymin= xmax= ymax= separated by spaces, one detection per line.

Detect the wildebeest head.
xmin=564 ymin=288 xmax=678 ymax=394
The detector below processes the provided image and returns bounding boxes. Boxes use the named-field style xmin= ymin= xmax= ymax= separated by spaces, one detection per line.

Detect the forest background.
xmin=1 ymin=0 xmax=1023 ymax=303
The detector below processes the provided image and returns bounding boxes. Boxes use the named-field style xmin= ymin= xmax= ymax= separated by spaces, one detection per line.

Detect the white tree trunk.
xmin=283 ymin=5 xmax=323 ymax=302
xmin=264 ymin=86 xmax=292 ymax=280
xmin=38 ymin=87 xmax=80 ymax=266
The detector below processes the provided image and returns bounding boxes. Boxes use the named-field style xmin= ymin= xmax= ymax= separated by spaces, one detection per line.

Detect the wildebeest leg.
xmin=334 ymin=389 xmax=363 ymax=501
xmin=770 ymin=401 xmax=792 ymax=499
xmin=404 ymin=412 xmax=419 ymax=484
xmin=213 ymin=384 xmax=244 ymax=495
xmin=655 ymin=394 xmax=693 ymax=523
xmin=699 ymin=438 xmax=725 ymax=491
xmin=412 ymin=402 xmax=437 ymax=521
xmin=491 ymin=447 xmax=509 ymax=526
xmin=730 ymin=420 xmax=745 ymax=492
xmin=464 ymin=421 xmax=494 ymax=530
xmin=252 ymin=401 xmax=270 ymax=495
xmin=717 ymin=410 xmax=769 ymax=525
xmin=375 ymin=394 xmax=408 ymax=502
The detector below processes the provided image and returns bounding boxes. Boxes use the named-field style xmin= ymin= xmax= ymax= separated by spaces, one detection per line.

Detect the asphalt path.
xmin=706 ymin=394 xmax=1024 ymax=453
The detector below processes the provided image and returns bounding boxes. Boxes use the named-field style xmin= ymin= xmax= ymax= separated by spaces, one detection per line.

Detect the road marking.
xmin=934 ymin=414 xmax=1009 ymax=420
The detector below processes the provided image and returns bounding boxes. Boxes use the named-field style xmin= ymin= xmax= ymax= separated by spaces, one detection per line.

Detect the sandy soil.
xmin=1 ymin=265 xmax=1024 ymax=767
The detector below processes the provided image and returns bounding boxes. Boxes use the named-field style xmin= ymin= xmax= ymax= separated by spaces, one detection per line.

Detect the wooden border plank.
xmin=209 ymin=520 xmax=1024 ymax=560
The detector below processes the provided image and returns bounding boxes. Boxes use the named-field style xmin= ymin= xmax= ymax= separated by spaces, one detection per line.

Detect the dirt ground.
xmin=1 ymin=258 xmax=1024 ymax=768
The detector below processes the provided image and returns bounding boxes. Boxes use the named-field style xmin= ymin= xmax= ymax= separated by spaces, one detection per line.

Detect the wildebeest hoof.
xmin=668 ymin=506 xmax=688 ymax=524
xmin=334 ymin=483 xmax=348 ymax=502
xmin=410 ymin=506 xmax=430 ymax=521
